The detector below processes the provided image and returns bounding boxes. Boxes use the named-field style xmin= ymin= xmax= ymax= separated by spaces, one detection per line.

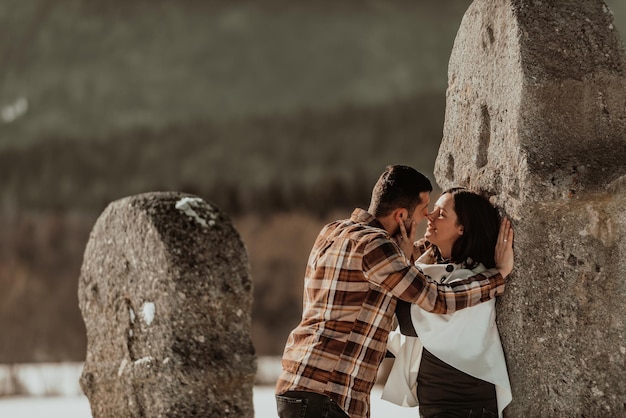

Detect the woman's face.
xmin=424 ymin=193 xmax=464 ymax=258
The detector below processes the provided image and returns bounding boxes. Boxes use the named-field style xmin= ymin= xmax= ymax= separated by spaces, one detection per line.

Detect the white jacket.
xmin=382 ymin=258 xmax=512 ymax=417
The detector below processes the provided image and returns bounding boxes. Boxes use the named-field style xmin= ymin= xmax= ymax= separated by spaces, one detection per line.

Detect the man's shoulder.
xmin=321 ymin=212 xmax=387 ymax=240
xmin=331 ymin=219 xmax=391 ymax=248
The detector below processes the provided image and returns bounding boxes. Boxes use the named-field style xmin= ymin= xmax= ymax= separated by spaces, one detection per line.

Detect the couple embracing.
xmin=275 ymin=165 xmax=514 ymax=418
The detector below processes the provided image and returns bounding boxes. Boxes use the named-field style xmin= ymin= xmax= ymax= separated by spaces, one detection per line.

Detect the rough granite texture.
xmin=435 ymin=0 xmax=626 ymax=416
xmin=78 ymin=192 xmax=256 ymax=418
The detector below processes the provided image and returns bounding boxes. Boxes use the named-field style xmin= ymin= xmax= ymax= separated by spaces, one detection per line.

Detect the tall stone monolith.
xmin=435 ymin=0 xmax=626 ymax=416
xmin=78 ymin=192 xmax=256 ymax=417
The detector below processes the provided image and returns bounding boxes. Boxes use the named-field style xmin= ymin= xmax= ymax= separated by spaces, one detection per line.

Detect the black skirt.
xmin=417 ymin=347 xmax=497 ymax=410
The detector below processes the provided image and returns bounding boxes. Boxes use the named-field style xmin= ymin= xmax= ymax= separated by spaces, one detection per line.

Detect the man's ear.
xmin=394 ymin=208 xmax=408 ymax=223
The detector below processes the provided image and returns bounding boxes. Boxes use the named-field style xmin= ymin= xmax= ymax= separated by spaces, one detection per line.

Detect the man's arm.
xmin=365 ymin=248 xmax=504 ymax=313
xmin=364 ymin=219 xmax=513 ymax=313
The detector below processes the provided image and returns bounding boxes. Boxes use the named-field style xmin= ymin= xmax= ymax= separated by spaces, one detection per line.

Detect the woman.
xmin=383 ymin=187 xmax=513 ymax=418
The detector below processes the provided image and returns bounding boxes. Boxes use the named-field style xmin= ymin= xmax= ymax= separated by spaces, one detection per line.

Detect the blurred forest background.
xmin=0 ymin=0 xmax=624 ymax=362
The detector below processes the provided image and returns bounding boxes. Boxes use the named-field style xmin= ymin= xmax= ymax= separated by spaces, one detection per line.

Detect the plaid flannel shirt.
xmin=276 ymin=208 xmax=505 ymax=418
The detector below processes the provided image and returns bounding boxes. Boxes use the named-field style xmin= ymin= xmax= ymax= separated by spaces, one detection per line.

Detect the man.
xmin=275 ymin=165 xmax=514 ymax=418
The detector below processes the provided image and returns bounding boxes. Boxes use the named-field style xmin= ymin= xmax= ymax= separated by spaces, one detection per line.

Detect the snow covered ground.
xmin=0 ymin=362 xmax=417 ymax=417
xmin=0 ymin=386 xmax=417 ymax=418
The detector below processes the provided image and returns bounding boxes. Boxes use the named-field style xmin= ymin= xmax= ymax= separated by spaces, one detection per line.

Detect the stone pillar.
xmin=435 ymin=0 xmax=626 ymax=416
xmin=78 ymin=192 xmax=256 ymax=417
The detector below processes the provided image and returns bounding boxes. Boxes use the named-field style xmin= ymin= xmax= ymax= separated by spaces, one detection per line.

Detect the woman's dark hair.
xmin=369 ymin=165 xmax=432 ymax=217
xmin=444 ymin=187 xmax=500 ymax=268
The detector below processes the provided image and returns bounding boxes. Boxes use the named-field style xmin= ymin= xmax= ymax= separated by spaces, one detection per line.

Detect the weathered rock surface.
xmin=436 ymin=0 xmax=626 ymax=416
xmin=78 ymin=192 xmax=256 ymax=417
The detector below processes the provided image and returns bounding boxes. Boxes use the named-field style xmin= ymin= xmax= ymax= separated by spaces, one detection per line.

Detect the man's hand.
xmin=396 ymin=218 xmax=417 ymax=259
xmin=495 ymin=217 xmax=514 ymax=278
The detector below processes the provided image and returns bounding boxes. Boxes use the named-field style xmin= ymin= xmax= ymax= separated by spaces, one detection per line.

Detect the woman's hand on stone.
xmin=495 ymin=217 xmax=514 ymax=278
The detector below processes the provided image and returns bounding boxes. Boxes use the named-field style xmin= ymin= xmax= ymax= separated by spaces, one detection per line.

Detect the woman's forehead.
xmin=434 ymin=192 xmax=454 ymax=208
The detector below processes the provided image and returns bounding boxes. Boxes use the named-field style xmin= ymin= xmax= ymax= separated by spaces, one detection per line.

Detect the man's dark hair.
xmin=369 ymin=165 xmax=432 ymax=217
xmin=446 ymin=187 xmax=500 ymax=268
